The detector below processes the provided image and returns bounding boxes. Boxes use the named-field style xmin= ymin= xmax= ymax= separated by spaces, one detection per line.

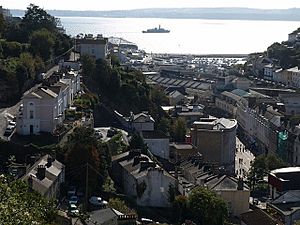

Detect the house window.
xmin=29 ymin=110 xmax=34 ymax=119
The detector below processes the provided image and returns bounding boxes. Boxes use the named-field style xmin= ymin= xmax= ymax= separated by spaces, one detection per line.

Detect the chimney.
xmin=237 ymin=177 xmax=244 ymax=190
xmin=128 ymin=149 xmax=141 ymax=159
xmin=139 ymin=161 xmax=156 ymax=172
xmin=46 ymin=156 xmax=53 ymax=167
xmin=36 ymin=165 xmax=46 ymax=180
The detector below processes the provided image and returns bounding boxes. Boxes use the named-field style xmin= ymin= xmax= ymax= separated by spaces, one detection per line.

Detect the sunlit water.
xmin=60 ymin=17 xmax=300 ymax=54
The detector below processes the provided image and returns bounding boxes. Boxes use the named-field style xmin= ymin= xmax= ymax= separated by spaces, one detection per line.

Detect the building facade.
xmin=75 ymin=34 xmax=108 ymax=60
xmin=191 ymin=118 xmax=237 ymax=174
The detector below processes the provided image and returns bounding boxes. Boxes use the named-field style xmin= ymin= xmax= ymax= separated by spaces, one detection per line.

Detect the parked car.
xmin=4 ymin=125 xmax=15 ymax=136
xmin=68 ymin=195 xmax=79 ymax=205
xmin=68 ymin=204 xmax=79 ymax=217
xmin=67 ymin=186 xmax=76 ymax=197
xmin=8 ymin=121 xmax=16 ymax=129
xmin=89 ymin=196 xmax=108 ymax=206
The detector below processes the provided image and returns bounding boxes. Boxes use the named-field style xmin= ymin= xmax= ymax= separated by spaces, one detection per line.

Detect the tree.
xmin=172 ymin=195 xmax=189 ymax=223
xmin=81 ymin=54 xmax=96 ymax=77
xmin=0 ymin=13 xmax=5 ymax=37
xmin=108 ymin=198 xmax=135 ymax=214
xmin=22 ymin=4 xmax=59 ymax=39
xmin=157 ymin=117 xmax=171 ymax=134
xmin=189 ymin=187 xmax=228 ymax=225
xmin=0 ymin=176 xmax=57 ymax=225
xmin=248 ymin=154 xmax=287 ymax=189
xmin=171 ymin=118 xmax=187 ymax=142
xmin=30 ymin=28 xmax=55 ymax=61
xmin=64 ymin=126 xmax=101 ymax=191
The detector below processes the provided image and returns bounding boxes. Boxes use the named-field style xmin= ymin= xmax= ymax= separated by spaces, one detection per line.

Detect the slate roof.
xmin=85 ymin=208 xmax=118 ymax=225
xmin=241 ymin=209 xmax=279 ymax=225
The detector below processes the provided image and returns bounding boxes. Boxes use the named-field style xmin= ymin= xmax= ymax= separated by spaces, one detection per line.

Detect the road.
xmin=235 ymin=137 xmax=255 ymax=179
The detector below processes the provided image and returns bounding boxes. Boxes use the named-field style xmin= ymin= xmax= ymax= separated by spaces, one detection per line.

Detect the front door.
xmin=30 ymin=125 xmax=34 ymax=135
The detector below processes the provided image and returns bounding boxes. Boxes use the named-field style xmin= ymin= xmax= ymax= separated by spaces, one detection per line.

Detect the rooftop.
xmin=241 ymin=209 xmax=279 ymax=225
xmin=271 ymin=167 xmax=300 ymax=174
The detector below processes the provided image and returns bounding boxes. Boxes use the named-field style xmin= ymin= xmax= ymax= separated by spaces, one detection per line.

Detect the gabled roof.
xmin=241 ymin=209 xmax=279 ymax=225
xmin=85 ymin=208 xmax=118 ymax=225
xmin=132 ymin=112 xmax=155 ymax=123
xmin=24 ymin=88 xmax=58 ymax=100
xmin=205 ymin=175 xmax=249 ymax=191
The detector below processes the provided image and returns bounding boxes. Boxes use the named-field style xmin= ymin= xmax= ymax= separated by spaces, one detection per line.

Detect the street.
xmin=235 ymin=137 xmax=255 ymax=179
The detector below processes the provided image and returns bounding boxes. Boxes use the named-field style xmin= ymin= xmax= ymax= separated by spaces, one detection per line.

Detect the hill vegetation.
xmin=0 ymin=4 xmax=72 ymax=106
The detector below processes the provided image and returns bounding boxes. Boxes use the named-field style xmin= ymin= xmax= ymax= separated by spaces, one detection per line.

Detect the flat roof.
xmin=271 ymin=167 xmax=300 ymax=174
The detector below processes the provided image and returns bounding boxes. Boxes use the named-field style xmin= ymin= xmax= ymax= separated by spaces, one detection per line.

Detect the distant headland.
xmin=10 ymin=7 xmax=300 ymax=21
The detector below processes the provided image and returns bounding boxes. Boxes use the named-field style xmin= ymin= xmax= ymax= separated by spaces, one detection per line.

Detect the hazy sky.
xmin=2 ymin=0 xmax=300 ymax=11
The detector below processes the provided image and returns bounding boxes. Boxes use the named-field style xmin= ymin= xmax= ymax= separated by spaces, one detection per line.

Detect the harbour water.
xmin=60 ymin=17 xmax=300 ymax=55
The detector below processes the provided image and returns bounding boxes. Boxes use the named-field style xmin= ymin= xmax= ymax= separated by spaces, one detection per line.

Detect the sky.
xmin=2 ymin=0 xmax=300 ymax=11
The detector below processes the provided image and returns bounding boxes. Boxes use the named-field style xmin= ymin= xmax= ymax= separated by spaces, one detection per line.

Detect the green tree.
xmin=171 ymin=118 xmax=187 ymax=142
xmin=172 ymin=195 xmax=189 ymax=223
xmin=157 ymin=117 xmax=171 ymax=134
xmin=0 ymin=13 xmax=5 ymax=37
xmin=64 ymin=126 xmax=101 ymax=191
xmin=108 ymin=198 xmax=134 ymax=214
xmin=22 ymin=4 xmax=59 ymax=39
xmin=248 ymin=154 xmax=287 ymax=189
xmin=189 ymin=187 xmax=228 ymax=225
xmin=19 ymin=52 xmax=36 ymax=79
xmin=30 ymin=28 xmax=55 ymax=61
xmin=81 ymin=54 xmax=96 ymax=77
xmin=0 ymin=176 xmax=57 ymax=225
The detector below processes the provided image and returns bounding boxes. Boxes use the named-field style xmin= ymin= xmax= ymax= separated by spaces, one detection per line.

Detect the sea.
xmin=58 ymin=17 xmax=300 ymax=55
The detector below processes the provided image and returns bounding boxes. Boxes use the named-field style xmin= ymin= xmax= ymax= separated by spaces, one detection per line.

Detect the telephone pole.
xmin=85 ymin=163 xmax=89 ymax=212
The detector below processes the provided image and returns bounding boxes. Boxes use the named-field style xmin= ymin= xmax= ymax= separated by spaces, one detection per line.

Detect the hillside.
xmin=11 ymin=7 xmax=300 ymax=21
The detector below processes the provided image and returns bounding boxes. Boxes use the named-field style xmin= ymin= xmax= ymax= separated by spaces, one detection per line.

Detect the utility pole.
xmin=85 ymin=163 xmax=89 ymax=212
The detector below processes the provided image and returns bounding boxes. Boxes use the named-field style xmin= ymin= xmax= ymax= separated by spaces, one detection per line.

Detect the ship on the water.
xmin=142 ymin=25 xmax=170 ymax=33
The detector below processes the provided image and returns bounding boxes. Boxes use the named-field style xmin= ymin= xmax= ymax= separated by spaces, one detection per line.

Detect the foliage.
xmin=171 ymin=118 xmax=187 ymax=142
xmin=0 ymin=4 xmax=72 ymax=105
xmin=267 ymin=42 xmax=298 ymax=69
xmin=172 ymin=195 xmax=189 ymax=223
xmin=22 ymin=4 xmax=60 ymax=41
xmin=188 ymin=187 xmax=228 ymax=225
xmin=248 ymin=154 xmax=287 ymax=189
xmin=102 ymin=176 xmax=116 ymax=193
xmin=63 ymin=126 xmax=101 ymax=190
xmin=107 ymin=132 xmax=128 ymax=156
xmin=172 ymin=188 xmax=228 ymax=225
xmin=30 ymin=28 xmax=55 ymax=61
xmin=129 ymin=133 xmax=148 ymax=155
xmin=108 ymin=198 xmax=134 ymax=214
xmin=0 ymin=176 xmax=57 ymax=225
xmin=157 ymin=117 xmax=171 ymax=134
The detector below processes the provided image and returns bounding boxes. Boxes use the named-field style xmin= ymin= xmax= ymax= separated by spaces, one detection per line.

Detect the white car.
xmin=68 ymin=204 xmax=79 ymax=217
xmin=8 ymin=121 xmax=16 ymax=129
xmin=89 ymin=196 xmax=108 ymax=206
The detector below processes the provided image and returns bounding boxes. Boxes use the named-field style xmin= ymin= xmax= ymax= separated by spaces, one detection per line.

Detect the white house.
xmin=142 ymin=131 xmax=170 ymax=160
xmin=17 ymin=83 xmax=70 ymax=135
xmin=60 ymin=70 xmax=81 ymax=103
xmin=112 ymin=151 xmax=175 ymax=207
xmin=75 ymin=34 xmax=108 ymax=60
